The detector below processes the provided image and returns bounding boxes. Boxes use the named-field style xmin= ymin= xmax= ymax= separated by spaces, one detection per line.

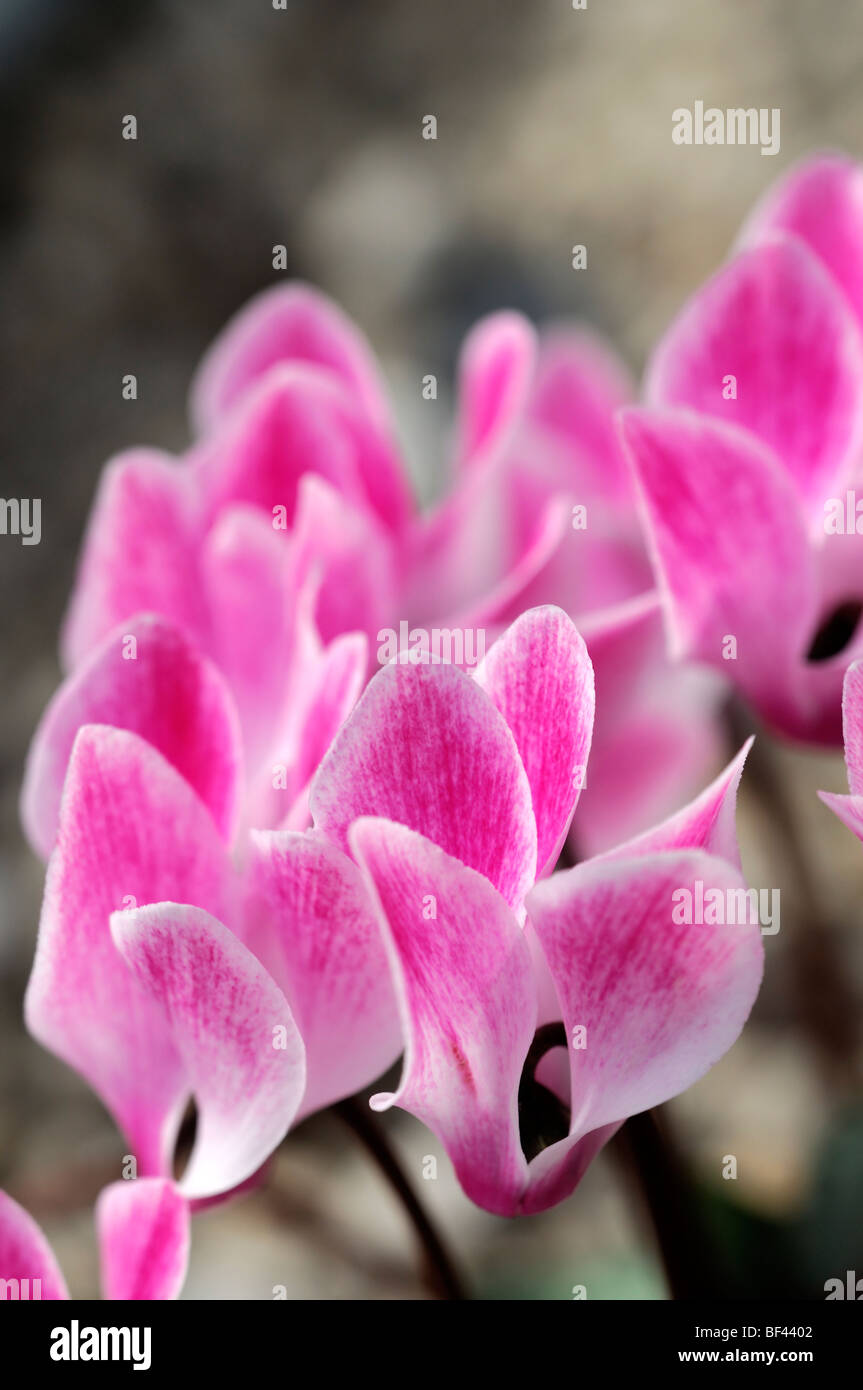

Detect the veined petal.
xmin=622 ymin=407 xmax=818 ymax=719
xmin=523 ymin=849 xmax=764 ymax=1213
xmin=645 ymin=236 xmax=863 ymax=513
xmin=310 ymin=658 xmax=537 ymax=909
xmin=351 ymin=819 xmax=535 ymax=1216
xmin=247 ymin=831 xmax=401 ymax=1117
xmin=25 ymin=727 xmax=236 ymax=1178
xmin=111 ymin=903 xmax=305 ymax=1200
xmin=474 ymin=606 xmax=594 ymax=876
xmin=97 ymin=1178 xmax=189 ymax=1301
xmin=0 ymin=1190 xmax=68 ymax=1300
xmin=22 ymin=614 xmax=242 ymax=860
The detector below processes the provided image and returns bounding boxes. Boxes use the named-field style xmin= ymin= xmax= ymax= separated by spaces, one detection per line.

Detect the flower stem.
xmin=333 ymin=1097 xmax=469 ymax=1300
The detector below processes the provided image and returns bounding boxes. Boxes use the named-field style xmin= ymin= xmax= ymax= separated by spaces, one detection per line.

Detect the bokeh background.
xmin=2 ymin=0 xmax=863 ymax=1299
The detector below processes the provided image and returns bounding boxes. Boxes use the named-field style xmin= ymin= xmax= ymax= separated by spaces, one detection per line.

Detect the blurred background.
xmin=1 ymin=0 xmax=863 ymax=1299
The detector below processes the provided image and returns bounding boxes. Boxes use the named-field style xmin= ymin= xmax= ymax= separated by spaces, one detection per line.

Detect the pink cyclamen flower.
xmin=0 ymin=1180 xmax=189 ymax=1301
xmin=44 ymin=282 xmax=724 ymax=858
xmin=299 ymin=604 xmax=763 ymax=1215
xmin=622 ymin=154 xmax=863 ymax=745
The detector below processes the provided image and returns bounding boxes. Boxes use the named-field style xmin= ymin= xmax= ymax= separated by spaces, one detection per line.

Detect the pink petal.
xmin=574 ymin=593 xmax=726 ymax=857
xmin=456 ymin=311 xmax=536 ymax=469
xmin=522 ymin=849 xmax=764 ymax=1213
xmin=819 ymin=788 xmax=863 ymax=842
xmin=190 ymin=281 xmax=393 ymax=436
xmin=622 ymin=408 xmax=818 ymax=722
xmin=247 ymin=831 xmax=401 ymax=1117
xmin=22 ymin=614 xmax=242 ymax=860
xmin=61 ymin=450 xmax=206 ymax=671
xmin=310 ymin=658 xmax=537 ymax=910
xmin=0 ymin=1190 xmax=68 ymax=1300
xmin=351 ymin=818 xmax=534 ymax=1216
xmin=528 ymin=326 xmax=635 ymax=500
xmin=739 ymin=154 xmax=863 ymax=335
xmin=111 ymin=903 xmax=305 ymax=1200
xmin=25 ymin=727 xmax=236 ymax=1178
xmin=290 ymin=474 xmax=397 ymax=646
xmin=645 ymin=236 xmax=863 ymax=512
xmin=597 ymin=738 xmax=752 ymax=871
xmin=841 ymin=658 xmax=863 ymax=794
xmin=201 ymin=505 xmax=294 ymax=771
xmin=97 ymin=1178 xmax=189 ymax=1301
xmin=474 ymin=606 xmax=594 ymax=876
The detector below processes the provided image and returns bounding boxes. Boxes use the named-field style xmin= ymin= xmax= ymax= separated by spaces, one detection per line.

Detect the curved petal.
xmin=111 ymin=903 xmax=305 ymax=1200
xmin=61 ymin=450 xmax=206 ymax=671
xmin=351 ymin=819 xmax=534 ymax=1216
xmin=22 ymin=614 xmax=242 ymax=860
xmin=597 ymin=738 xmax=752 ymax=871
xmin=310 ymin=658 xmax=537 ymax=910
xmin=523 ymin=849 xmax=764 ymax=1213
xmin=621 ymin=407 xmax=818 ymax=724
xmin=0 ymin=1191 xmax=68 ymax=1300
xmin=290 ymin=475 xmax=397 ymax=646
xmin=456 ymin=311 xmax=536 ymax=469
xmin=645 ymin=236 xmax=863 ymax=513
xmin=97 ymin=1178 xmax=189 ymax=1301
xmin=739 ymin=154 xmax=863 ymax=335
xmin=474 ymin=606 xmax=594 ymax=876
xmin=573 ymin=593 xmax=726 ymax=857
xmin=190 ymin=281 xmax=393 ymax=437
xmin=25 ymin=727 xmax=236 ymax=1178
xmin=247 ymin=831 xmax=401 ymax=1117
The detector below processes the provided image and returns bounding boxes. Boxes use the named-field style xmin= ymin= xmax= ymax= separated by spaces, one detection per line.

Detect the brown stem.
xmin=332 ymin=1097 xmax=468 ymax=1301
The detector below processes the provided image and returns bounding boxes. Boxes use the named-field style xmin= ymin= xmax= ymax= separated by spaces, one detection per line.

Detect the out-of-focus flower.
xmin=307 ymin=605 xmax=762 ymax=1214
xmin=40 ymin=284 xmax=723 ymax=859
xmin=0 ymin=1180 xmax=189 ymax=1301
xmin=623 ymin=155 xmax=863 ymax=745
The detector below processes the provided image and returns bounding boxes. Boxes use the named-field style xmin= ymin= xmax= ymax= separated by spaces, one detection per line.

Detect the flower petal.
xmin=97 ymin=1178 xmax=189 ymax=1301
xmin=0 ymin=1190 xmax=68 ymax=1300
xmin=351 ymin=818 xmax=534 ymax=1216
xmin=474 ymin=606 xmax=594 ymax=876
xmin=622 ymin=407 xmax=818 ymax=723
xmin=310 ymin=658 xmax=537 ymax=909
xmin=645 ymin=237 xmax=863 ymax=512
xmin=247 ymin=831 xmax=401 ymax=1117
xmin=22 ymin=614 xmax=242 ymax=860
xmin=25 ymin=727 xmax=236 ymax=1177
xmin=739 ymin=154 xmax=863 ymax=336
xmin=456 ymin=311 xmax=536 ymax=469
xmin=841 ymin=658 xmax=863 ymax=795
xmin=523 ymin=849 xmax=764 ymax=1213
xmin=111 ymin=903 xmax=305 ymax=1200
xmin=61 ymin=450 xmax=206 ymax=671
xmin=190 ymin=282 xmax=393 ymax=436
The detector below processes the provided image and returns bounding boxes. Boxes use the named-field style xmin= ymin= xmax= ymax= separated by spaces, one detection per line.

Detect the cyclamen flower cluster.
xmin=4 ymin=152 xmax=862 ymax=1301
